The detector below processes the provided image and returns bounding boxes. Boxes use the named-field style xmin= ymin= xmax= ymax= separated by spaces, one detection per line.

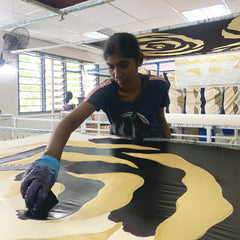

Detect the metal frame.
xmin=0 ymin=0 xmax=115 ymax=30
xmin=0 ymin=113 xmax=239 ymax=145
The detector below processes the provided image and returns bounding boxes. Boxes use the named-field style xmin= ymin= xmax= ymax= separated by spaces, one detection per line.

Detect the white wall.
xmin=0 ymin=61 xmax=18 ymax=116
xmin=0 ymin=32 xmax=104 ymax=117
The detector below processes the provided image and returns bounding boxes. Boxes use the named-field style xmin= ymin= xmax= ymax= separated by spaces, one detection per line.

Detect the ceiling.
xmin=0 ymin=0 xmax=240 ymax=55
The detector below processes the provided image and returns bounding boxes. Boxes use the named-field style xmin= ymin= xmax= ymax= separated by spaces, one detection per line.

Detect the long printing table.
xmin=0 ymin=133 xmax=239 ymax=240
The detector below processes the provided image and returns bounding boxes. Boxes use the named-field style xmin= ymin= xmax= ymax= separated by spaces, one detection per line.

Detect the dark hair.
xmin=103 ymin=32 xmax=141 ymax=60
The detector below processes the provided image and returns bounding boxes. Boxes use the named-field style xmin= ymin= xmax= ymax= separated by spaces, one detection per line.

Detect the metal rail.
xmin=0 ymin=113 xmax=239 ymax=144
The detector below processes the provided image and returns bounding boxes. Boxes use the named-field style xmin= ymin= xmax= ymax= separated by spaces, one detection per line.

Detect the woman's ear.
xmin=137 ymin=52 xmax=144 ymax=67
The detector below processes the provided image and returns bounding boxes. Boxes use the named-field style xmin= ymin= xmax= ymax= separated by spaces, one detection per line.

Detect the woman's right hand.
xmin=20 ymin=155 xmax=60 ymax=215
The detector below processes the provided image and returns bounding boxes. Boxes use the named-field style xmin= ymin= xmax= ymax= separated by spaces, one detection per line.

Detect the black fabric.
xmin=1 ymin=137 xmax=239 ymax=239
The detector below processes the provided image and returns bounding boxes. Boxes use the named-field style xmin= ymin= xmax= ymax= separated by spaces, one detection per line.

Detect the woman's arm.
xmin=157 ymin=107 xmax=172 ymax=139
xmin=44 ymin=101 xmax=96 ymax=161
xmin=21 ymin=101 xmax=96 ymax=214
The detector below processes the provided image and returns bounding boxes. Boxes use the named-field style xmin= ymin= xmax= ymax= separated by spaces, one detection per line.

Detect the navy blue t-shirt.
xmin=84 ymin=74 xmax=170 ymax=128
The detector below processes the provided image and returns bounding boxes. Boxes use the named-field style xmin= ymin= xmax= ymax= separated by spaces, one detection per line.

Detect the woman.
xmin=20 ymin=32 xmax=171 ymax=215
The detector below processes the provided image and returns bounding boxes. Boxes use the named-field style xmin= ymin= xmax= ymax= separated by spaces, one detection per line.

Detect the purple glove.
xmin=20 ymin=155 xmax=60 ymax=215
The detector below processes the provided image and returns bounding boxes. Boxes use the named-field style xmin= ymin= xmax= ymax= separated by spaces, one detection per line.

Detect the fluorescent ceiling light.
xmin=182 ymin=4 xmax=231 ymax=22
xmin=83 ymin=31 xmax=108 ymax=40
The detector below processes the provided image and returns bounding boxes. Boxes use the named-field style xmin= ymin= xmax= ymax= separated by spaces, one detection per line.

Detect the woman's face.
xmin=106 ymin=53 xmax=139 ymax=91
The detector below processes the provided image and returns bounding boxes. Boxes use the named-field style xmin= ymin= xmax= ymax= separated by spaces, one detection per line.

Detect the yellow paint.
xmin=175 ymin=54 xmax=240 ymax=65
xmin=0 ymin=136 xmax=234 ymax=240
xmin=18 ymin=222 xmax=122 ymax=240
xmin=66 ymin=140 xmax=158 ymax=151
xmin=67 ymin=172 xmax=144 ymax=220
xmin=136 ymin=32 xmax=204 ymax=56
xmin=125 ymin=153 xmax=233 ymax=240
xmin=208 ymin=66 xmax=222 ymax=74
xmin=234 ymin=64 xmax=240 ymax=69
xmin=61 ymin=152 xmax=138 ymax=168
xmin=222 ymin=16 xmax=240 ymax=39
xmin=187 ymin=68 xmax=201 ymax=76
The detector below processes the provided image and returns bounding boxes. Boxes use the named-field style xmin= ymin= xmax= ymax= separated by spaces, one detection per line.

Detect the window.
xmin=18 ymin=54 xmax=42 ymax=112
xmin=18 ymin=53 xmax=97 ymax=113
xmin=83 ymin=63 xmax=99 ymax=96
xmin=45 ymin=58 xmax=64 ymax=111
xmin=66 ymin=62 xmax=82 ymax=105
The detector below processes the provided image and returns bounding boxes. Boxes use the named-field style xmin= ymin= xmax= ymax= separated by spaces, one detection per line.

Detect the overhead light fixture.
xmin=182 ymin=4 xmax=231 ymax=22
xmin=83 ymin=31 xmax=108 ymax=40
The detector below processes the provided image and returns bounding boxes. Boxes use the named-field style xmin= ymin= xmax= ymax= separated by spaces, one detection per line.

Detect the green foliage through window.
xmin=18 ymin=53 xmax=98 ymax=113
